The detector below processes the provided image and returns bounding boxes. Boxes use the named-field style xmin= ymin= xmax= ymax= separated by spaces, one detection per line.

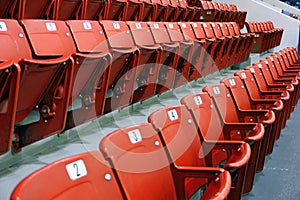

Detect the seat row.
xmin=195 ymin=0 xmax=247 ymax=28
xmin=0 ymin=19 xmax=253 ymax=155
xmin=10 ymin=46 xmax=300 ymax=200
xmin=0 ymin=0 xmax=246 ymax=26
xmin=245 ymin=21 xmax=283 ymax=53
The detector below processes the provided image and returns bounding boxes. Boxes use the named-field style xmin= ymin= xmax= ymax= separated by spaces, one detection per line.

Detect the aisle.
xmin=243 ymin=103 xmax=300 ymax=200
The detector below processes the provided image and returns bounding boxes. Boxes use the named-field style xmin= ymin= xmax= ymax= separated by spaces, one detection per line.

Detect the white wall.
xmin=218 ymin=0 xmax=300 ymax=51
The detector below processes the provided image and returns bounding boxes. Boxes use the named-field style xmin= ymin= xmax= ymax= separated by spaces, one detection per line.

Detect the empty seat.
xmin=0 ymin=19 xmax=74 ymax=152
xmin=100 ymin=20 xmax=139 ymax=113
xmin=17 ymin=0 xmax=56 ymax=19
xmin=177 ymin=22 xmax=206 ymax=81
xmin=165 ymin=22 xmax=193 ymax=88
xmin=148 ymin=22 xmax=179 ymax=94
xmin=105 ymin=0 xmax=143 ymax=21
xmin=65 ymin=20 xmax=112 ymax=129
xmin=100 ymin=123 xmax=232 ymax=200
xmin=55 ymin=0 xmax=85 ymax=20
xmin=10 ymin=151 xmax=125 ymax=199
xmin=127 ymin=21 xmax=162 ymax=103
xmin=83 ymin=0 xmax=108 ymax=20
xmin=0 ymin=60 xmax=20 ymax=155
xmin=203 ymin=83 xmax=275 ymax=174
xmin=148 ymin=105 xmax=250 ymax=200
xmin=181 ymin=92 xmax=264 ymax=195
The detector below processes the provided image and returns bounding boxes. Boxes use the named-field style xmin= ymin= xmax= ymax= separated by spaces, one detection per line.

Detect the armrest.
xmin=203 ymin=141 xmax=251 ymax=169
xmin=173 ymin=165 xmax=231 ymax=200
xmin=223 ymin=122 xmax=264 ymax=142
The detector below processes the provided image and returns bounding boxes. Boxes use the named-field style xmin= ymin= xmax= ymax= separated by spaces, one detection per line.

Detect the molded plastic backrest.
xmin=181 ymin=93 xmax=224 ymax=140
xmin=20 ymin=0 xmax=55 ymax=19
xmin=56 ymin=0 xmax=83 ymax=20
xmin=191 ymin=22 xmax=207 ymax=39
xmin=165 ymin=22 xmax=184 ymax=42
xmin=203 ymin=84 xmax=240 ymax=122
xmin=10 ymin=151 xmax=124 ymax=200
xmin=225 ymin=22 xmax=236 ymax=36
xmin=148 ymin=105 xmax=206 ymax=167
xmin=0 ymin=19 xmax=32 ymax=62
xmin=100 ymin=20 xmax=135 ymax=49
xmin=211 ymin=22 xmax=223 ymax=38
xmin=66 ymin=20 xmax=109 ymax=53
xmin=20 ymin=19 xmax=76 ymax=57
xmin=221 ymin=76 xmax=253 ymax=110
xmin=235 ymin=70 xmax=262 ymax=99
xmin=178 ymin=22 xmax=196 ymax=41
xmin=230 ymin=22 xmax=241 ymax=36
xmin=201 ymin=22 xmax=215 ymax=38
xmin=148 ymin=22 xmax=172 ymax=44
xmin=100 ymin=123 xmax=177 ymax=199
xmin=126 ymin=21 xmax=156 ymax=46
xmin=219 ymin=23 xmax=230 ymax=36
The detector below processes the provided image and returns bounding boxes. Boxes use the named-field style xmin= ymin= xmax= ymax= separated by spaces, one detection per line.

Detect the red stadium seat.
xmin=17 ymin=0 xmax=56 ymax=19
xmin=65 ymin=20 xmax=112 ymax=129
xmin=181 ymin=92 xmax=264 ymax=195
xmin=55 ymin=0 xmax=85 ymax=20
xmin=10 ymin=151 xmax=125 ymax=199
xmin=83 ymin=0 xmax=108 ymax=20
xmin=100 ymin=20 xmax=139 ymax=113
xmin=0 ymin=60 xmax=20 ymax=155
xmin=127 ymin=21 xmax=162 ymax=103
xmin=148 ymin=105 xmax=250 ymax=200
xmin=0 ymin=19 xmax=74 ymax=152
xmin=100 ymin=123 xmax=232 ymax=200
xmin=148 ymin=22 xmax=179 ymax=94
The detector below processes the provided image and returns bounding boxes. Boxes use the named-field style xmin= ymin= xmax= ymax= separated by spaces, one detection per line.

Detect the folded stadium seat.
xmin=286 ymin=46 xmax=300 ymax=64
xmin=265 ymin=56 xmax=300 ymax=112
xmin=270 ymin=53 xmax=300 ymax=80
xmin=203 ymin=83 xmax=275 ymax=174
xmin=10 ymin=151 xmax=125 ymax=199
xmin=126 ymin=21 xmax=162 ymax=103
xmin=83 ymin=0 xmax=108 ymax=20
xmin=139 ymin=0 xmax=156 ymax=21
xmin=100 ymin=20 xmax=139 ymax=113
xmin=168 ymin=0 xmax=186 ymax=21
xmin=211 ymin=2 xmax=226 ymax=22
xmin=64 ymin=20 xmax=112 ymax=129
xmin=16 ymin=0 xmax=56 ymax=19
xmin=222 ymin=3 xmax=234 ymax=22
xmin=229 ymin=4 xmax=247 ymax=29
xmin=181 ymin=92 xmax=264 ymax=195
xmin=234 ymin=69 xmax=291 ymax=150
xmin=279 ymin=49 xmax=300 ymax=70
xmin=160 ymin=0 xmax=178 ymax=21
xmin=229 ymin=22 xmax=253 ymax=63
xmin=198 ymin=0 xmax=218 ymax=22
xmin=243 ymin=64 xmax=295 ymax=138
xmin=192 ymin=22 xmax=219 ymax=75
xmin=210 ymin=22 xmax=233 ymax=70
xmin=1 ymin=19 xmax=74 ymax=152
xmin=178 ymin=0 xmax=203 ymax=21
xmin=218 ymin=22 xmax=240 ymax=67
xmin=221 ymin=76 xmax=283 ymax=173
xmin=177 ymin=22 xmax=206 ymax=81
xmin=164 ymin=22 xmax=193 ymax=88
xmin=100 ymin=123 xmax=232 ymax=200
xmin=54 ymin=0 xmax=85 ymax=20
xmin=147 ymin=22 xmax=179 ymax=94
xmin=148 ymin=105 xmax=250 ymax=200
xmin=0 ymin=60 xmax=20 ymax=155
xmin=151 ymin=0 xmax=168 ymax=21
xmin=200 ymin=22 xmax=223 ymax=73
xmin=105 ymin=0 xmax=143 ymax=21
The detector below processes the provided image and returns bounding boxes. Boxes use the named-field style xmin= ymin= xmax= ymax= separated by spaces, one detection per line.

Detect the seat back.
xmin=201 ymin=22 xmax=215 ymax=39
xmin=148 ymin=22 xmax=173 ymax=44
xmin=18 ymin=0 xmax=55 ymax=19
xmin=127 ymin=21 xmax=156 ymax=46
xmin=165 ymin=22 xmax=185 ymax=42
xmin=84 ymin=0 xmax=107 ymax=20
xmin=55 ymin=0 xmax=84 ymax=20
xmin=101 ymin=20 xmax=136 ymax=49
xmin=178 ymin=22 xmax=196 ymax=41
xmin=221 ymin=76 xmax=253 ymax=110
xmin=0 ymin=60 xmax=20 ymax=155
xmin=100 ymin=123 xmax=178 ymax=199
xmin=203 ymin=84 xmax=240 ymax=123
xmin=181 ymin=93 xmax=226 ymax=141
xmin=10 ymin=151 xmax=124 ymax=199
xmin=191 ymin=22 xmax=207 ymax=39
